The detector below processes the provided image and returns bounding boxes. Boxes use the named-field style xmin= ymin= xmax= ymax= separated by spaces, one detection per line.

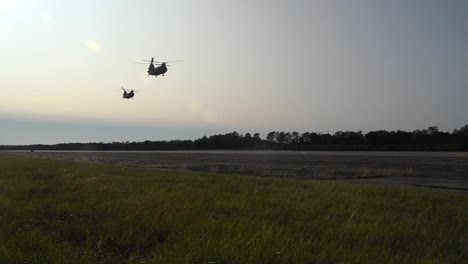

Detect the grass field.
xmin=0 ymin=155 xmax=466 ymax=263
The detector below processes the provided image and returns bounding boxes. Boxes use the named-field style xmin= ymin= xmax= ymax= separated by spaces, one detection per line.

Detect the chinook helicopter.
xmin=135 ymin=58 xmax=182 ymax=77
xmin=121 ymin=87 xmax=141 ymax=99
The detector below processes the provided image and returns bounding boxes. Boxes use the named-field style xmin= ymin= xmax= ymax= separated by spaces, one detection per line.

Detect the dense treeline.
xmin=1 ymin=125 xmax=467 ymax=151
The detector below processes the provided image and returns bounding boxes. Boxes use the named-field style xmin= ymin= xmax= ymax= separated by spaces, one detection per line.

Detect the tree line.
xmin=1 ymin=125 xmax=467 ymax=151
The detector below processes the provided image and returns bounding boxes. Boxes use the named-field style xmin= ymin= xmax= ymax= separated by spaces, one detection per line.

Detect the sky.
xmin=1 ymin=0 xmax=467 ymax=144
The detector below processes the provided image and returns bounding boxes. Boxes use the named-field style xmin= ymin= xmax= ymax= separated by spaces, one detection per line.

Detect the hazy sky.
xmin=1 ymin=0 xmax=467 ymax=144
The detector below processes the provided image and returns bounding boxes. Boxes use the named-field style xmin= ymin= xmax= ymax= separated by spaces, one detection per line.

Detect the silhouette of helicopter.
xmin=135 ymin=58 xmax=182 ymax=77
xmin=121 ymin=87 xmax=141 ymax=99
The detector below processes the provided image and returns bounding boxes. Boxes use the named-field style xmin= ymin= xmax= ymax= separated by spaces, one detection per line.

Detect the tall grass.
xmin=0 ymin=155 xmax=466 ymax=263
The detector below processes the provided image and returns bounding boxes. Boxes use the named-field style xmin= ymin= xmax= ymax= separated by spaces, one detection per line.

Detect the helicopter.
xmin=135 ymin=58 xmax=182 ymax=77
xmin=121 ymin=87 xmax=141 ymax=99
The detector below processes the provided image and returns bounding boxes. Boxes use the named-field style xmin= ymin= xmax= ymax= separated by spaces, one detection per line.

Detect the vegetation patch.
xmin=0 ymin=155 xmax=466 ymax=263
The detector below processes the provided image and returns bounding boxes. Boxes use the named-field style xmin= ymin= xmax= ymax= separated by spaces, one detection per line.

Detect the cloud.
xmin=85 ymin=40 xmax=101 ymax=53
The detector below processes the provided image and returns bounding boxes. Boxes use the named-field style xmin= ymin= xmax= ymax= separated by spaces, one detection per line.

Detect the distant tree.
xmin=4 ymin=124 xmax=467 ymax=151
xmin=284 ymin=132 xmax=292 ymax=144
xmin=331 ymin=131 xmax=346 ymax=145
xmin=277 ymin=132 xmax=286 ymax=144
xmin=244 ymin=133 xmax=253 ymax=146
xmin=251 ymin=133 xmax=263 ymax=146
xmin=266 ymin=131 xmax=277 ymax=142
xmin=253 ymin=133 xmax=261 ymax=141
xmin=332 ymin=131 xmax=364 ymax=145
xmin=452 ymin=124 xmax=468 ymax=145
xmin=194 ymin=136 xmax=209 ymax=149
xmin=347 ymin=131 xmax=365 ymax=145
xmin=291 ymin=131 xmax=300 ymax=144
xmin=428 ymin=126 xmax=439 ymax=135
xmin=412 ymin=129 xmax=428 ymax=145
xmin=393 ymin=130 xmax=412 ymax=145
xmin=301 ymin=132 xmax=311 ymax=144
xmin=365 ymin=130 xmax=390 ymax=146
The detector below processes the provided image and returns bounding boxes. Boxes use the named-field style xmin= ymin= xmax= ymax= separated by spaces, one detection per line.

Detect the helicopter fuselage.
xmin=148 ymin=64 xmax=167 ymax=77
xmin=123 ymin=91 xmax=135 ymax=99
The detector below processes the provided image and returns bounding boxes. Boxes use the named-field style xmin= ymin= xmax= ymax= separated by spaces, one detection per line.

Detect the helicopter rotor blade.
xmin=120 ymin=89 xmax=143 ymax=91
xmin=143 ymin=60 xmax=165 ymax=63
xmin=141 ymin=59 xmax=164 ymax=63
xmin=138 ymin=61 xmax=164 ymax=65
xmin=141 ymin=59 xmax=182 ymax=64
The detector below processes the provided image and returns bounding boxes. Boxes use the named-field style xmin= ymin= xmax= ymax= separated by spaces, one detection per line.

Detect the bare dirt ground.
xmin=4 ymin=150 xmax=468 ymax=193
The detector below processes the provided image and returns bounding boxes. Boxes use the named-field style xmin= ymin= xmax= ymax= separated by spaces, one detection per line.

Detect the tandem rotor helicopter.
xmin=135 ymin=57 xmax=182 ymax=77
xmin=121 ymin=57 xmax=181 ymax=100
xmin=121 ymin=87 xmax=142 ymax=99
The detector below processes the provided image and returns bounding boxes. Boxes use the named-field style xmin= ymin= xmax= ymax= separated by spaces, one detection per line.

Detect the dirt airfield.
xmin=4 ymin=150 xmax=468 ymax=193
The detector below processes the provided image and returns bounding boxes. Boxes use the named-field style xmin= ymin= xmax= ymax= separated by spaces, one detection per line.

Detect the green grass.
xmin=0 ymin=155 xmax=466 ymax=264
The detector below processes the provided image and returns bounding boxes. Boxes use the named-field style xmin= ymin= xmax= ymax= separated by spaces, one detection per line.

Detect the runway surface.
xmin=4 ymin=150 xmax=467 ymax=192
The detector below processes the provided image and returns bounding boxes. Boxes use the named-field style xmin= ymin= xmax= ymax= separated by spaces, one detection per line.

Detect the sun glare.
xmin=85 ymin=39 xmax=101 ymax=53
